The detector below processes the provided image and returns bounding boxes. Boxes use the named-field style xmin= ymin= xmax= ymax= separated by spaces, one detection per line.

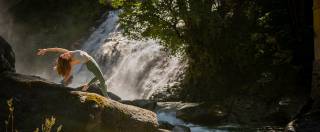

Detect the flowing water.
xmin=71 ymin=10 xmax=186 ymax=100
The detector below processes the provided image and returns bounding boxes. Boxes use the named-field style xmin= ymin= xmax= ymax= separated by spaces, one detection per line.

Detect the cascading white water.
xmin=71 ymin=10 xmax=186 ymax=100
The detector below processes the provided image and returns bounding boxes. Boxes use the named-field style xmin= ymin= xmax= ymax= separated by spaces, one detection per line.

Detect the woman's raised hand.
xmin=37 ymin=49 xmax=47 ymax=55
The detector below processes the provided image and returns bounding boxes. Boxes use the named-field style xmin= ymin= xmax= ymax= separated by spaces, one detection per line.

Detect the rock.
xmin=107 ymin=92 xmax=122 ymax=101
xmin=106 ymin=92 xmax=122 ymax=101
xmin=258 ymin=126 xmax=284 ymax=131
xmin=0 ymin=72 xmax=160 ymax=132
xmin=121 ymin=99 xmax=157 ymax=111
xmin=176 ymin=103 xmax=227 ymax=125
xmin=75 ymin=84 xmax=122 ymax=101
xmin=222 ymin=95 xmax=305 ymax=126
xmin=158 ymin=121 xmax=174 ymax=130
xmin=285 ymin=99 xmax=320 ymax=132
xmin=172 ymin=125 xmax=190 ymax=132
xmin=156 ymin=102 xmax=200 ymax=112
xmin=0 ymin=36 xmax=15 ymax=73
xmin=157 ymin=129 xmax=171 ymax=132
xmin=285 ymin=110 xmax=320 ymax=132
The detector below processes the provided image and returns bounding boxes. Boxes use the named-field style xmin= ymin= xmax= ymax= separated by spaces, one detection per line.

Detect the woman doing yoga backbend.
xmin=37 ymin=48 xmax=108 ymax=97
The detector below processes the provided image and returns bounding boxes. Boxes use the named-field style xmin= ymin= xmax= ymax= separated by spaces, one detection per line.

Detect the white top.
xmin=71 ymin=50 xmax=90 ymax=63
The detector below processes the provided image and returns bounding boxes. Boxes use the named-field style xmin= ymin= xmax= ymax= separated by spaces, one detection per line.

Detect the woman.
xmin=37 ymin=48 xmax=108 ymax=97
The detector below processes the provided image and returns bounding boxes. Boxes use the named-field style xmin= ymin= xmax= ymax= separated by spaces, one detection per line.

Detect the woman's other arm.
xmin=37 ymin=48 xmax=69 ymax=55
xmin=81 ymin=77 xmax=98 ymax=91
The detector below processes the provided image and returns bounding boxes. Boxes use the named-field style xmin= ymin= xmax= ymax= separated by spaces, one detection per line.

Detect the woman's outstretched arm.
xmin=37 ymin=48 xmax=69 ymax=55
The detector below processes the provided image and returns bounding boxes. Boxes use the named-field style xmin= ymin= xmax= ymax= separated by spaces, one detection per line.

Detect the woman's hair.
xmin=55 ymin=56 xmax=72 ymax=77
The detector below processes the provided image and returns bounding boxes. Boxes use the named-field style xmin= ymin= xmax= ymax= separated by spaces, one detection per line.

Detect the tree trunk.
xmin=312 ymin=0 xmax=320 ymax=99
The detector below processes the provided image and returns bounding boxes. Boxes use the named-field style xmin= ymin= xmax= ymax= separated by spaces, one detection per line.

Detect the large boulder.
xmin=0 ymin=36 xmax=15 ymax=73
xmin=285 ymin=110 xmax=320 ymax=132
xmin=285 ymin=99 xmax=320 ymax=132
xmin=0 ymin=72 xmax=160 ymax=132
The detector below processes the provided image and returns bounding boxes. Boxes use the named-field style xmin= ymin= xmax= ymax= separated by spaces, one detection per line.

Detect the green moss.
xmin=82 ymin=94 xmax=107 ymax=108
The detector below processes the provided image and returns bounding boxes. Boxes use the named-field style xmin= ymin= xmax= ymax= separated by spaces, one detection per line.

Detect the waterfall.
xmin=72 ymin=10 xmax=186 ymax=100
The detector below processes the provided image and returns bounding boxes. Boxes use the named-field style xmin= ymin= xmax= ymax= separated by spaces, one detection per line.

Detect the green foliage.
xmin=115 ymin=0 xmax=312 ymax=101
xmin=5 ymin=98 xmax=62 ymax=132
xmin=38 ymin=117 xmax=62 ymax=132
xmin=111 ymin=0 xmax=124 ymax=8
xmin=117 ymin=0 xmax=187 ymax=54
xmin=99 ymin=0 xmax=107 ymax=5
xmin=6 ymin=98 xmax=15 ymax=132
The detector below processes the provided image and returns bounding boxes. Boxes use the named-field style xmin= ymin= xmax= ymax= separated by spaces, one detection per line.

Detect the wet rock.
xmin=121 ymin=99 xmax=157 ymax=111
xmin=172 ymin=125 xmax=191 ymax=132
xmin=156 ymin=102 xmax=200 ymax=112
xmin=159 ymin=120 xmax=174 ymax=130
xmin=285 ymin=99 xmax=320 ymax=132
xmin=0 ymin=36 xmax=15 ymax=73
xmin=285 ymin=110 xmax=320 ymax=132
xmin=258 ymin=126 xmax=284 ymax=132
xmin=150 ymin=83 xmax=183 ymax=102
xmin=176 ymin=103 xmax=227 ymax=125
xmin=224 ymin=95 xmax=305 ymax=126
xmin=158 ymin=129 xmax=171 ymax=132
xmin=0 ymin=72 xmax=160 ymax=132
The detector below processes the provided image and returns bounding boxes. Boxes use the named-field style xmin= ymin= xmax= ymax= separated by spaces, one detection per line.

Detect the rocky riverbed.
xmin=1 ymin=36 xmax=316 ymax=132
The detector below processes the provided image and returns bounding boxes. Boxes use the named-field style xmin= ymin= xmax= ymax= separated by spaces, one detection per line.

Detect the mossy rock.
xmin=0 ymin=72 xmax=160 ymax=132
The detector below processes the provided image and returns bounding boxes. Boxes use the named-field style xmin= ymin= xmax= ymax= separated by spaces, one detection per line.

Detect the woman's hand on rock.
xmin=81 ymin=84 xmax=89 ymax=91
xmin=37 ymin=49 xmax=47 ymax=55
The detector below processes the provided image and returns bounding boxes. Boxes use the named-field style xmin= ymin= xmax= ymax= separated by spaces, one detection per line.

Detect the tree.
xmin=114 ymin=0 xmax=312 ymax=101
xmin=312 ymin=0 xmax=320 ymax=99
